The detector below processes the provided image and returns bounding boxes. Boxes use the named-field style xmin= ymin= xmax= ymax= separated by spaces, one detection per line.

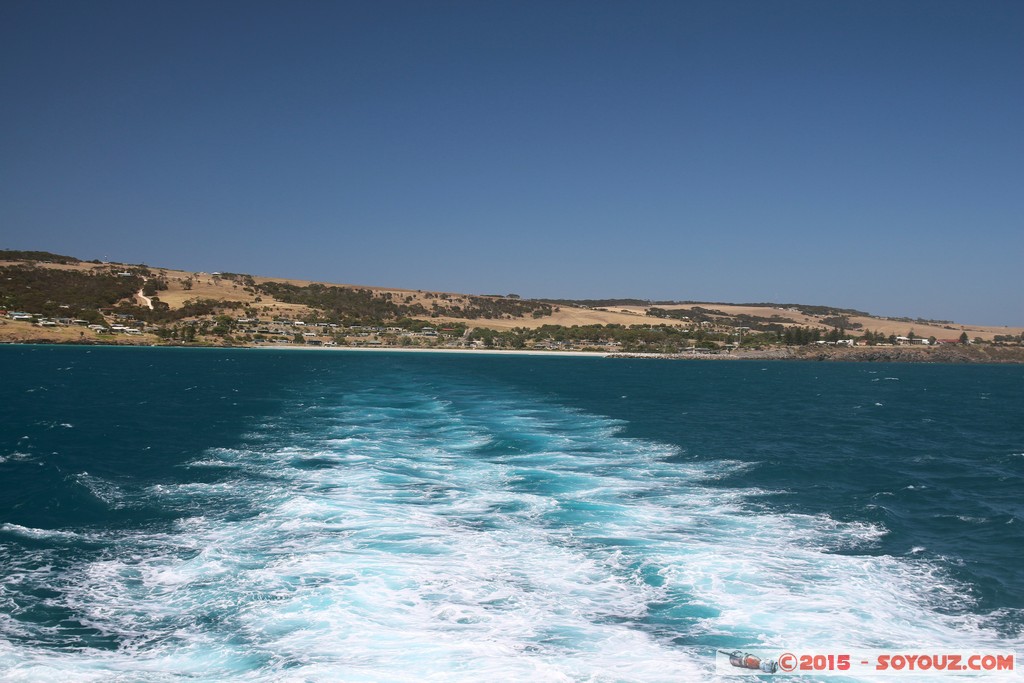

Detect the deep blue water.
xmin=1 ymin=346 xmax=1021 ymax=680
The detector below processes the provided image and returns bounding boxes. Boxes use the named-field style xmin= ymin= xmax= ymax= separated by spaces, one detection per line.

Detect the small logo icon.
xmin=777 ymin=652 xmax=797 ymax=672
xmin=719 ymin=649 xmax=779 ymax=674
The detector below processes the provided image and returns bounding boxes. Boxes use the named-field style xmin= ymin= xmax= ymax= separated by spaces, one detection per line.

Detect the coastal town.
xmin=2 ymin=251 xmax=1023 ymax=361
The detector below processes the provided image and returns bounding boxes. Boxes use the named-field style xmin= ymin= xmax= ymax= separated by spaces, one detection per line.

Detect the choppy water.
xmin=1 ymin=346 xmax=1021 ymax=680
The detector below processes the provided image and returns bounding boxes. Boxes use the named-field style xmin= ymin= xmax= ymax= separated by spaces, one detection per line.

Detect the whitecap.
xmin=73 ymin=473 xmax=129 ymax=509
xmin=0 ymin=523 xmax=89 ymax=544
xmin=957 ymin=516 xmax=988 ymax=524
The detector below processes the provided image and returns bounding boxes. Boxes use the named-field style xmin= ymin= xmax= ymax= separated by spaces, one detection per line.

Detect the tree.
xmin=959 ymin=331 xmax=969 ymax=344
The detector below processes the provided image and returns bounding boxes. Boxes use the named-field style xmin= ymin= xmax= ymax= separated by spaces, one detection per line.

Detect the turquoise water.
xmin=1 ymin=346 xmax=1021 ymax=680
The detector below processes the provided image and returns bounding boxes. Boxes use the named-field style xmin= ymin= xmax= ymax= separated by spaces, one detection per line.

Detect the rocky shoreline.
xmin=610 ymin=345 xmax=1024 ymax=364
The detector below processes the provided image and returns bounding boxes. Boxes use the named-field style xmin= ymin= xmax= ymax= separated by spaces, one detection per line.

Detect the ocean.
xmin=1 ymin=345 xmax=1021 ymax=681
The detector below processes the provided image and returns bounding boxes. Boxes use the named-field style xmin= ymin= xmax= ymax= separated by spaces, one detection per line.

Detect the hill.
xmin=1 ymin=250 xmax=1021 ymax=356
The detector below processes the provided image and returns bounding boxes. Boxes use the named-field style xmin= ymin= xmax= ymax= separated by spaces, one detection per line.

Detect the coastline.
xmin=254 ymin=344 xmax=611 ymax=358
xmin=4 ymin=338 xmax=1024 ymax=363
xmin=610 ymin=344 xmax=1024 ymax=364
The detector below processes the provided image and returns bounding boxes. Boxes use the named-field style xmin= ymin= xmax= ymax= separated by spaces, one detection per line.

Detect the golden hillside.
xmin=1 ymin=253 xmax=1020 ymax=349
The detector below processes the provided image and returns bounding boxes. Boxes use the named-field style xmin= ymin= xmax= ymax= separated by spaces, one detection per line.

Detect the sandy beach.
xmin=255 ymin=344 xmax=610 ymax=358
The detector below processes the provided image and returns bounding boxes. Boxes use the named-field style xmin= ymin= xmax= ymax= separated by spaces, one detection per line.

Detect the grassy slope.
xmin=1 ymin=259 xmax=1021 ymax=341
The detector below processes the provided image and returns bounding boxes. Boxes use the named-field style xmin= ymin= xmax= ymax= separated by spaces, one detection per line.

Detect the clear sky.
xmin=2 ymin=1 xmax=1021 ymax=325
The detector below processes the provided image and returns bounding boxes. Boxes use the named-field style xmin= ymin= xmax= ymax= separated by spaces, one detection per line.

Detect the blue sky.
xmin=2 ymin=1 xmax=1021 ymax=325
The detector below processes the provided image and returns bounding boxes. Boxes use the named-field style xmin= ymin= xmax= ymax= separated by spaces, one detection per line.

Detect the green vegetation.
xmin=113 ymin=298 xmax=245 ymax=325
xmin=725 ymin=302 xmax=871 ymax=317
xmin=885 ymin=315 xmax=956 ymax=325
xmin=648 ymin=306 xmax=721 ymax=323
xmin=780 ymin=327 xmax=824 ymax=345
xmin=648 ymin=306 xmax=796 ymax=332
xmin=820 ymin=315 xmax=863 ymax=330
xmin=0 ymin=265 xmax=141 ymax=318
xmin=993 ymin=333 xmax=1022 ymax=344
xmin=254 ymin=282 xmax=553 ymax=322
xmin=254 ymin=282 xmax=420 ymax=321
xmin=3 ymin=253 xmax=1014 ymax=356
xmin=536 ymin=300 xmax=872 ymax=319
xmin=215 ymin=272 xmax=257 ymax=287
xmin=460 ymin=321 xmax=869 ymax=353
xmin=468 ymin=323 xmax=733 ymax=353
xmin=0 ymin=249 xmax=81 ymax=264
xmin=539 ymin=298 xmax=654 ymax=308
xmin=456 ymin=296 xmax=552 ymax=320
xmin=859 ymin=329 xmax=891 ymax=345
xmin=141 ymin=277 xmax=169 ymax=297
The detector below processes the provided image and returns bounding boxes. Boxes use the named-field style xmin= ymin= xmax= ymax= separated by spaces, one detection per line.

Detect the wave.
xmin=0 ymin=523 xmax=88 ymax=544
xmin=1 ymin=374 xmax=1019 ymax=680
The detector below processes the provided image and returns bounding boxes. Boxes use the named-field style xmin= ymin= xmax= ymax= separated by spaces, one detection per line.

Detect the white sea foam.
xmin=0 ymin=523 xmax=87 ymax=543
xmin=1 ymin=378 xmax=1019 ymax=681
xmin=74 ymin=472 xmax=129 ymax=509
xmin=0 ymin=451 xmax=34 ymax=464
